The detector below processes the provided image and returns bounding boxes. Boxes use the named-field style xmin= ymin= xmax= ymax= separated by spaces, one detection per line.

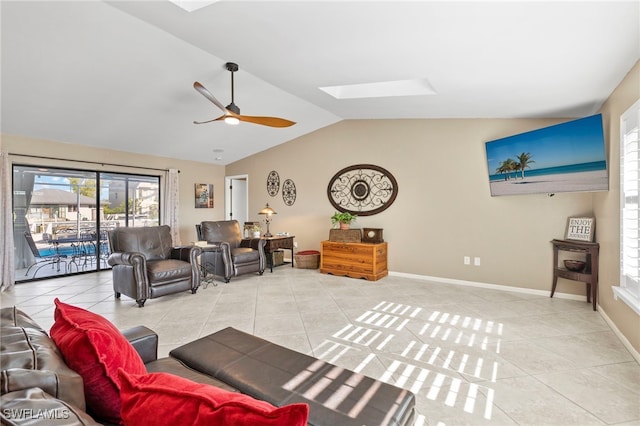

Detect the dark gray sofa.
xmin=0 ymin=306 xmax=416 ymax=425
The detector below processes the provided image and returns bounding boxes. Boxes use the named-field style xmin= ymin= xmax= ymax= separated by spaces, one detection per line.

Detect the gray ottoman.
xmin=170 ymin=327 xmax=415 ymax=426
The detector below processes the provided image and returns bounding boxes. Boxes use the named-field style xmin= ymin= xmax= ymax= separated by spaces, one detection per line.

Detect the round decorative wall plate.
xmin=282 ymin=179 xmax=296 ymax=206
xmin=327 ymin=164 xmax=398 ymax=216
xmin=267 ymin=170 xmax=280 ymax=196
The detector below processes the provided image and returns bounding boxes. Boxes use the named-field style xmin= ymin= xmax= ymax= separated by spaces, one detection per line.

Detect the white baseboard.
xmin=598 ymin=306 xmax=640 ymax=364
xmin=389 ymin=270 xmax=640 ymax=363
xmin=388 ymin=271 xmax=586 ymax=301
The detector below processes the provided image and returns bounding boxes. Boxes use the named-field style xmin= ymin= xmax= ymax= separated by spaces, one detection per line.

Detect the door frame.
xmin=224 ymin=174 xmax=249 ymax=222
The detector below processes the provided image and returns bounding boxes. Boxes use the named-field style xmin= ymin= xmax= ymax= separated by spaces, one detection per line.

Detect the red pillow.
xmin=118 ymin=369 xmax=309 ymax=426
xmin=49 ymin=298 xmax=146 ymax=424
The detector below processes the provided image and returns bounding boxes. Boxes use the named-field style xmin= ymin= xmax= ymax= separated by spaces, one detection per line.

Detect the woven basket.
xmin=329 ymin=229 xmax=362 ymax=243
xmin=294 ymin=250 xmax=320 ymax=269
xmin=273 ymin=250 xmax=284 ymax=266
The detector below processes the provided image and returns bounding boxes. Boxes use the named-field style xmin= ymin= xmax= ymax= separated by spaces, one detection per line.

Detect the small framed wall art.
xmin=565 ymin=217 xmax=595 ymax=242
xmin=195 ymin=183 xmax=214 ymax=208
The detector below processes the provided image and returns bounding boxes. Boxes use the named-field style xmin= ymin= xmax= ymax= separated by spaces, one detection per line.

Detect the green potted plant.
xmin=250 ymin=224 xmax=261 ymax=238
xmin=331 ymin=211 xmax=357 ymax=230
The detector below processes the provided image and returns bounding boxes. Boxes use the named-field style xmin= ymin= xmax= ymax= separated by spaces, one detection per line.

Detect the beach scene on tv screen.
xmin=485 ymin=114 xmax=608 ymax=196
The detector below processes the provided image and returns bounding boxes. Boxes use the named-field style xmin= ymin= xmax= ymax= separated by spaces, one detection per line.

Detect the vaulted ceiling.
xmin=2 ymin=1 xmax=638 ymax=164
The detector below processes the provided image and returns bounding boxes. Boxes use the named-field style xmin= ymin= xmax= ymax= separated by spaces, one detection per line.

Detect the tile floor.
xmin=2 ymin=268 xmax=639 ymax=426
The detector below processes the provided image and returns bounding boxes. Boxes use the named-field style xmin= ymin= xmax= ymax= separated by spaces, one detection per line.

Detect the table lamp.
xmin=258 ymin=203 xmax=277 ymax=237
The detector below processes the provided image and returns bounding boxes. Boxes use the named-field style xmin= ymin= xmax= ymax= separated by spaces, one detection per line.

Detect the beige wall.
xmin=594 ymin=61 xmax=640 ymax=352
xmin=1 ymin=135 xmax=227 ymax=244
xmin=227 ymin=118 xmax=596 ymax=291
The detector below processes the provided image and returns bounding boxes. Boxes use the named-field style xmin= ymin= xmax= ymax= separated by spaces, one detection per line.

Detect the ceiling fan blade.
xmin=193 ymin=81 xmax=227 ymax=113
xmin=237 ymin=115 xmax=296 ymax=128
xmin=194 ymin=65 xmax=295 ymax=128
xmin=193 ymin=114 xmax=226 ymax=125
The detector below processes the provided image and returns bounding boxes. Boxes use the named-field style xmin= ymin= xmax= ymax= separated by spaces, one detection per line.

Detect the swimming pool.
xmin=38 ymin=243 xmax=105 ymax=258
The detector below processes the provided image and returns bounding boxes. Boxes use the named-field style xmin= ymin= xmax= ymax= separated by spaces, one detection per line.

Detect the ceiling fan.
xmin=193 ymin=62 xmax=295 ymax=128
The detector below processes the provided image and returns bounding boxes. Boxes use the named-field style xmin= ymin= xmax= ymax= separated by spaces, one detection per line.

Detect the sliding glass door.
xmin=13 ymin=165 xmax=160 ymax=282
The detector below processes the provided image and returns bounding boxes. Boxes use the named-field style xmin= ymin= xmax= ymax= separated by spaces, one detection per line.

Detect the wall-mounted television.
xmin=485 ymin=114 xmax=608 ymax=197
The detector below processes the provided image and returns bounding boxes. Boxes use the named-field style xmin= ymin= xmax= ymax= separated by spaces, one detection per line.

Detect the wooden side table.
xmin=262 ymin=236 xmax=295 ymax=272
xmin=550 ymin=239 xmax=600 ymax=311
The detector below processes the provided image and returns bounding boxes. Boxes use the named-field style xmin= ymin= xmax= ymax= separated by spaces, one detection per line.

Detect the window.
xmin=614 ymin=99 xmax=640 ymax=314
xmin=101 ymin=173 xmax=160 ymax=228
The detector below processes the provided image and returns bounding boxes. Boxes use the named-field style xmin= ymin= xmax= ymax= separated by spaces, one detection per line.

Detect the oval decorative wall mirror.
xmin=327 ymin=164 xmax=398 ymax=216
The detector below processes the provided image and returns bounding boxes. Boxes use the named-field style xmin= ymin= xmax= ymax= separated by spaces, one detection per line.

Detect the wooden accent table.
xmin=262 ymin=236 xmax=295 ymax=272
xmin=550 ymin=239 xmax=600 ymax=311
xmin=320 ymin=240 xmax=388 ymax=281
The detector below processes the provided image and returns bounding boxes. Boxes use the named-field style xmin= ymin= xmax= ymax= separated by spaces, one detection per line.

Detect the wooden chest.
xmin=320 ymin=241 xmax=388 ymax=281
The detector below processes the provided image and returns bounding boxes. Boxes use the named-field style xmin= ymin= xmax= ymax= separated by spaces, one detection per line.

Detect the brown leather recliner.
xmin=107 ymin=225 xmax=202 ymax=307
xmin=196 ymin=220 xmax=265 ymax=283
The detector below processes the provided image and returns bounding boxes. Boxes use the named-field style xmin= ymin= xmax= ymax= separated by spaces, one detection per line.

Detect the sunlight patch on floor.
xmin=313 ymin=300 xmax=504 ymax=424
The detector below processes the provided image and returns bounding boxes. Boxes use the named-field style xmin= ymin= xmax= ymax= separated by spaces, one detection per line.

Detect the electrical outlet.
xmin=474 ymin=257 xmax=481 ymax=266
xmin=464 ymin=256 xmax=470 ymax=265
xmin=293 ymin=242 xmax=298 ymax=248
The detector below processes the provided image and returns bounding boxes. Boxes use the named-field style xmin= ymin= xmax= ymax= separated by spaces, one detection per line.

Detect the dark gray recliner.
xmin=107 ymin=225 xmax=202 ymax=307
xmin=196 ymin=220 xmax=265 ymax=283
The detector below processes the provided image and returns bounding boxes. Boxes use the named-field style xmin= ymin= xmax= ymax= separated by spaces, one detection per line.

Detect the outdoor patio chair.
xmin=23 ymin=231 xmax=67 ymax=278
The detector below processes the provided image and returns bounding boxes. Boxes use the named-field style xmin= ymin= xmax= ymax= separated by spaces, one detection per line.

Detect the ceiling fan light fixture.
xmin=225 ymin=102 xmax=240 ymax=115
xmin=224 ymin=116 xmax=240 ymax=125
xmin=193 ymin=62 xmax=295 ymax=128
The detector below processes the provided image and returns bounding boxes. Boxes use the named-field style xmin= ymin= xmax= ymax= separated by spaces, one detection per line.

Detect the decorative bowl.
xmin=564 ymin=260 xmax=586 ymax=272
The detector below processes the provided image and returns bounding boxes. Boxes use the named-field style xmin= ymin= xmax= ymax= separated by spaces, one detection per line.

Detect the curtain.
xmin=0 ymin=152 xmax=15 ymax=291
xmin=163 ymin=169 xmax=180 ymax=245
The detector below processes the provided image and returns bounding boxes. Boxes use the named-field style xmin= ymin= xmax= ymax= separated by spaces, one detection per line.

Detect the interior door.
xmin=226 ymin=175 xmax=248 ymax=225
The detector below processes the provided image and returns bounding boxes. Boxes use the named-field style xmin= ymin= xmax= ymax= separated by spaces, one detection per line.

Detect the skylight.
xmin=319 ymin=79 xmax=436 ymax=100
xmin=167 ymin=0 xmax=219 ymax=12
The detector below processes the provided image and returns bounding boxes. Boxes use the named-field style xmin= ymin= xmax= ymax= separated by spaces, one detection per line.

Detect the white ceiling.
xmin=2 ymin=1 xmax=639 ymax=165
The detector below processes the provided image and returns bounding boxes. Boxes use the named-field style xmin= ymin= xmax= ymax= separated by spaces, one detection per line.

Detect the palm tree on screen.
xmin=496 ymin=158 xmax=517 ymax=180
xmin=516 ymin=152 xmax=535 ymax=179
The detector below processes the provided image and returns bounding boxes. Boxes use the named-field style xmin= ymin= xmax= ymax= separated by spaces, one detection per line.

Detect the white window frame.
xmin=613 ymin=99 xmax=640 ymax=314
